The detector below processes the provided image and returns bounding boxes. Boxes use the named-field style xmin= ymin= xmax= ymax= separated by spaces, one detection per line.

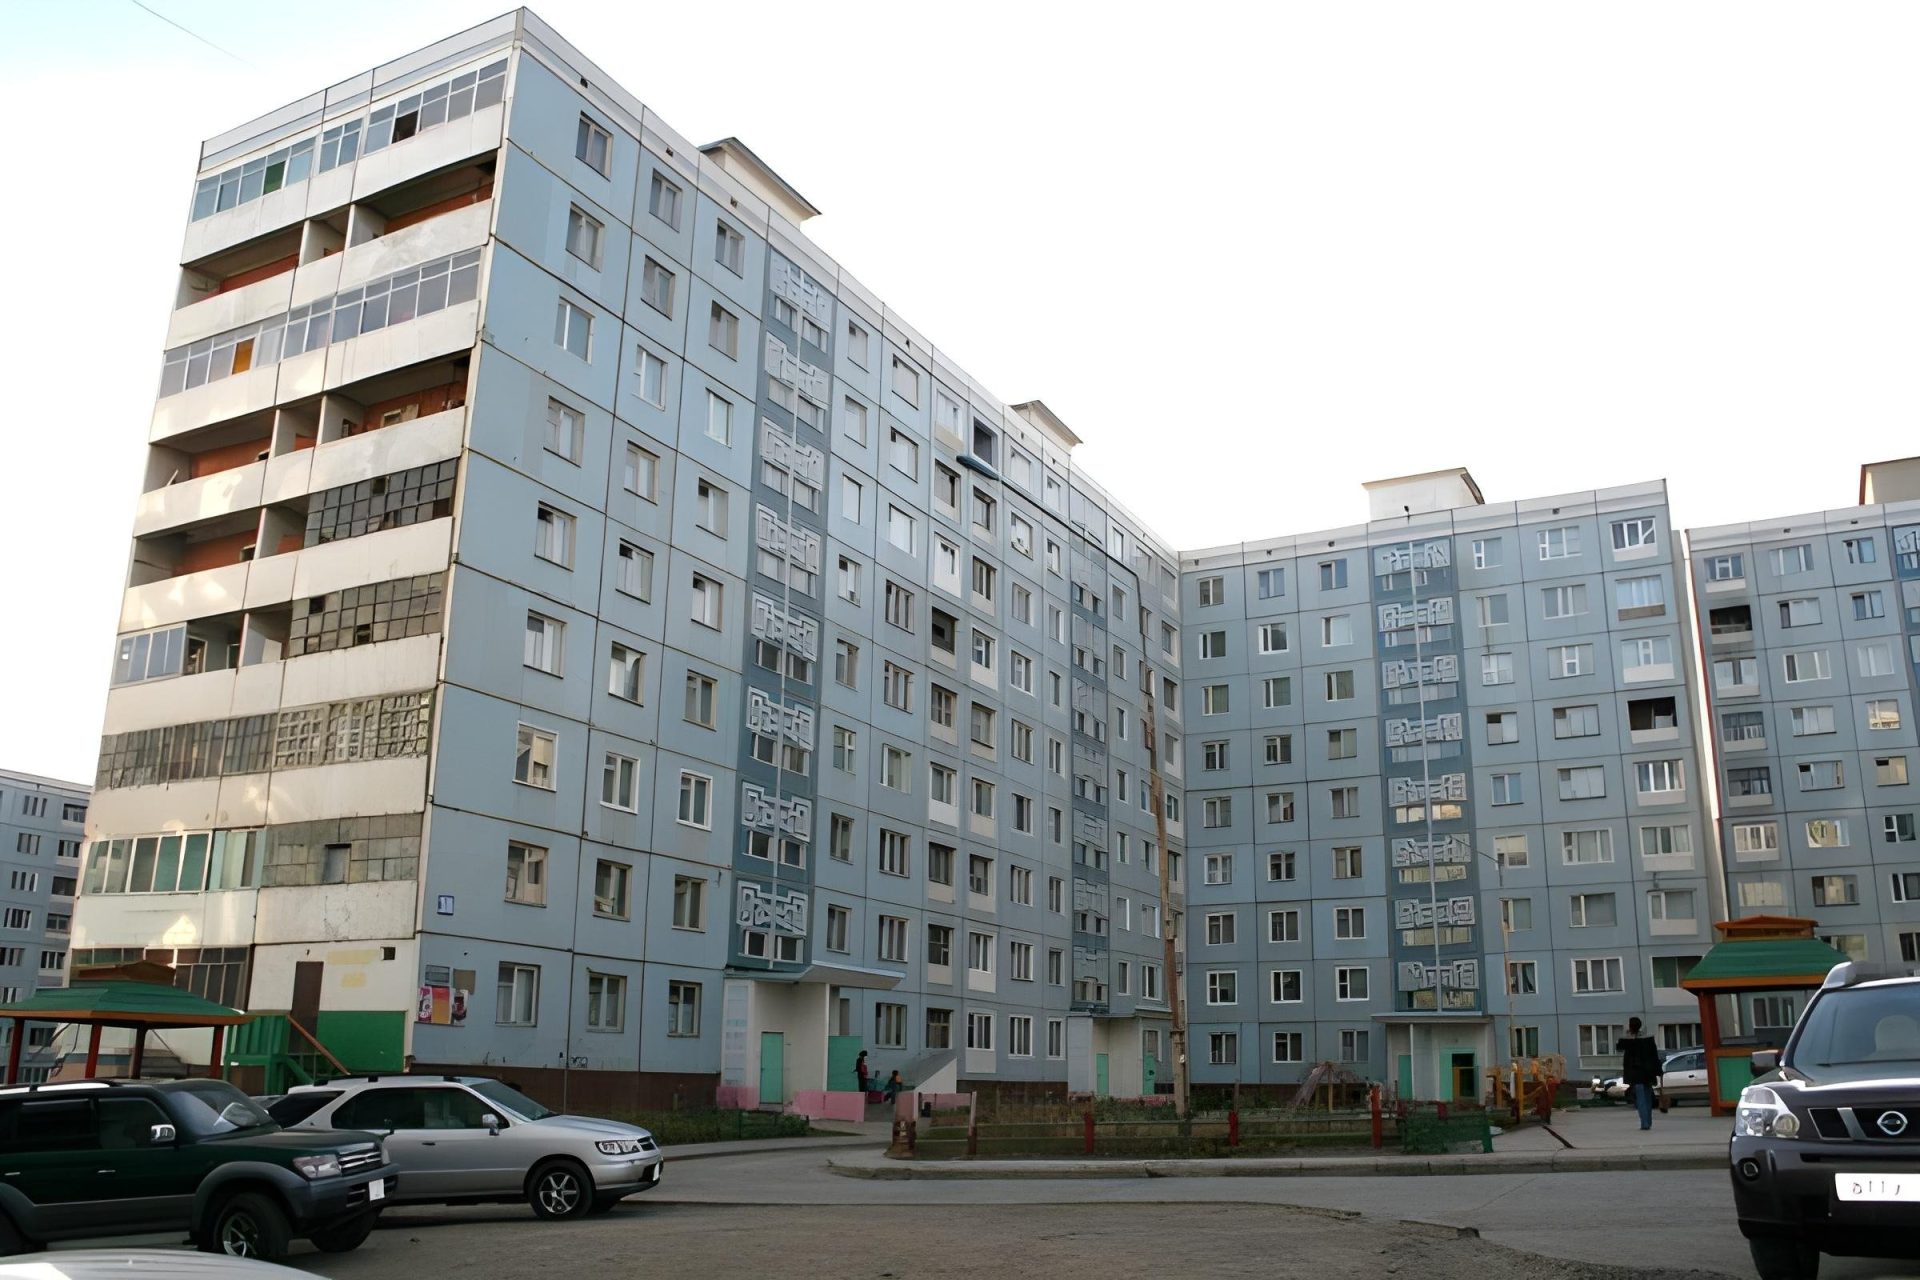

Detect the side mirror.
xmin=481 ymin=1113 xmax=501 ymax=1135
xmin=1751 ymin=1049 xmax=1780 ymax=1074
xmin=149 ymin=1123 xmax=177 ymax=1145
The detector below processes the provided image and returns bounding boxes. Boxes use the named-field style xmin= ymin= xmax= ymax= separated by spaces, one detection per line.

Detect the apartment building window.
xmin=1508 ymin=960 xmax=1539 ymax=996
xmin=1268 ymin=851 xmax=1296 ymax=882
xmin=1490 ymin=772 xmax=1523 ymax=806
xmin=1641 ymin=825 xmax=1694 ymax=858
xmin=1771 ymin=543 xmax=1815 ymax=576
xmin=497 ymin=963 xmax=540 ymax=1025
xmin=1812 ymin=875 xmax=1858 ymax=907
xmin=1335 ymin=907 xmax=1365 ymax=939
xmin=1637 ymin=760 xmax=1685 ymax=795
xmin=1616 ymin=576 xmax=1665 ymax=617
xmin=1572 ymin=957 xmax=1624 ymax=994
xmin=1807 ymin=818 xmax=1850 ymax=848
xmin=1649 ymin=889 xmax=1696 ymax=925
xmin=690 ymin=573 xmax=724 ymax=629
xmin=1264 ymin=733 xmax=1294 ymax=766
xmin=1733 ymin=821 xmax=1780 ymax=856
xmin=1325 ymin=670 xmax=1355 ymax=700
xmin=1542 ymin=584 xmax=1588 ymax=619
xmin=677 ymin=771 xmax=713 ymax=828
xmin=708 ymin=303 xmax=739 ymax=359
xmin=1569 ymin=892 xmax=1616 ymax=928
xmin=1714 ymin=656 xmax=1758 ymax=691
xmin=1471 ymin=537 xmax=1503 ymax=568
xmin=924 ymin=923 xmax=953 ymax=967
xmin=1548 ymin=644 xmax=1592 ymax=678
xmin=534 ymin=504 xmax=574 ymax=567
xmin=1790 ymin=704 xmax=1835 ymax=737
xmin=1202 ymin=797 xmax=1232 ymax=829
xmin=711 ymin=218 xmax=745 ymax=273
xmin=1319 ymin=559 xmax=1348 ymax=590
xmin=881 ymin=745 xmax=911 ymax=792
xmin=1798 ymin=760 xmax=1844 ymax=791
xmin=875 ymin=915 xmax=909 ymax=963
xmin=1612 ymin=517 xmax=1656 ymax=552
xmin=684 ymin=671 xmax=718 ymax=728
xmin=1480 ymin=711 xmax=1518 ymax=746
xmin=1271 ymin=969 xmax=1304 ymax=1003
xmin=1537 ymin=525 xmax=1579 ymax=560
xmin=1206 ymin=912 xmax=1237 ymax=945
xmin=504 ymin=842 xmax=546 ymax=905
xmin=601 ymin=753 xmax=639 ymax=811
xmin=1563 ymin=829 xmax=1613 ymax=864
xmin=1879 ymin=758 xmax=1911 ymax=787
xmin=541 ymin=397 xmax=586 ymax=463
xmin=662 ymin=981 xmax=701 ymax=1037
xmin=1322 ymin=614 xmax=1353 ymax=647
xmin=513 ymin=726 xmax=556 ymax=790
xmin=879 ymin=829 xmax=910 ymax=878
xmin=1262 ymin=677 xmax=1292 ymax=708
xmin=1270 ymin=909 xmax=1301 ymax=943
xmin=1206 ymin=972 xmax=1238 ymax=1005
xmin=1483 ymin=653 xmax=1514 ymax=685
xmin=1196 ymin=576 xmax=1225 ymax=607
xmin=1621 ymin=637 xmax=1673 ymax=677
xmin=1496 ymin=834 xmax=1529 ymax=868
xmin=637 ymin=257 xmax=676 ymax=317
xmin=1478 ymin=593 xmax=1510 ymax=627
xmin=593 ymin=860 xmax=630 ymax=918
xmin=1328 ymin=728 xmax=1358 ymax=760
xmin=1501 ymin=897 xmax=1533 ymax=933
xmin=1859 ymin=641 xmax=1897 ymax=678
xmin=1330 ymin=785 xmax=1361 ymax=817
xmin=1854 ymin=589 xmax=1887 ymax=620
xmin=554 ymin=298 xmax=593 ymax=360
xmin=1257 ymin=567 xmax=1285 ymax=597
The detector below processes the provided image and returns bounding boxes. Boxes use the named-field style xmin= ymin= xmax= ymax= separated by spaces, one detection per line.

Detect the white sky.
xmin=2 ymin=0 xmax=1913 ymax=782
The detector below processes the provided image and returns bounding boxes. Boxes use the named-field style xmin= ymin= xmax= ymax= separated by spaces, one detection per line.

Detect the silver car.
xmin=266 ymin=1076 xmax=662 ymax=1219
xmin=1592 ymin=1047 xmax=1710 ymax=1104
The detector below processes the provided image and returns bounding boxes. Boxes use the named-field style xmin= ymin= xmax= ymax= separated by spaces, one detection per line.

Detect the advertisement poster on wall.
xmin=416 ymin=964 xmax=472 ymax=1026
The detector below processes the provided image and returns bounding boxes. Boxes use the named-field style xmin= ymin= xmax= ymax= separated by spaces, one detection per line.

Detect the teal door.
xmin=1397 ymin=1054 xmax=1413 ymax=1099
xmin=759 ymin=1032 xmax=786 ymax=1105
xmin=1142 ymin=1054 xmax=1158 ymax=1094
xmin=827 ymin=1035 xmax=862 ymax=1093
xmin=1095 ymin=1053 xmax=1109 ymax=1096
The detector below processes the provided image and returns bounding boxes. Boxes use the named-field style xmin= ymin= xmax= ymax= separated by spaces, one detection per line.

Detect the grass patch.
xmin=609 ymin=1108 xmax=814 ymax=1145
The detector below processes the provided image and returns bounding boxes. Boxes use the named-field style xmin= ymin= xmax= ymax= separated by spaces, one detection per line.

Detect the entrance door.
xmin=291 ymin=960 xmax=324 ymax=1031
xmin=760 ymin=1032 xmax=786 ymax=1106
xmin=827 ymin=1035 xmax=862 ymax=1094
xmin=1095 ymin=1053 xmax=1109 ymax=1096
xmin=1397 ymin=1055 xmax=1413 ymax=1099
xmin=1142 ymin=1054 xmax=1158 ymax=1094
xmin=1450 ymin=1052 xmax=1477 ymax=1103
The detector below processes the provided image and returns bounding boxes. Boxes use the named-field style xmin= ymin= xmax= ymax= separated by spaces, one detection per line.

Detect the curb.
xmin=826 ymin=1150 xmax=1724 ymax=1179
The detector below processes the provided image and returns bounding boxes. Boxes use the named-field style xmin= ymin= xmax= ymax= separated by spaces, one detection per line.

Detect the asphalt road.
xmin=47 ymin=1146 xmax=1920 ymax=1279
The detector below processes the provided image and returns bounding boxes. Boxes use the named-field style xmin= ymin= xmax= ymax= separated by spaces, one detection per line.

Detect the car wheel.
xmin=202 ymin=1191 xmax=293 ymax=1261
xmin=1748 ymin=1236 xmax=1819 ymax=1280
xmin=310 ymin=1210 xmax=379 ymax=1253
xmin=528 ymin=1158 xmax=594 ymax=1221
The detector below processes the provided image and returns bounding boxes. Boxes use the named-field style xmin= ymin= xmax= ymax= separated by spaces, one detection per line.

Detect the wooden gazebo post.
xmin=84 ymin=1025 xmax=102 ymax=1077
xmin=4 ymin=1017 xmax=20 ymax=1085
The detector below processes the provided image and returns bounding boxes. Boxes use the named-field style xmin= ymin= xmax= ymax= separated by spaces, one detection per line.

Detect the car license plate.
xmin=1835 ymin=1174 xmax=1920 ymax=1202
xmin=368 ymin=1179 xmax=386 ymax=1202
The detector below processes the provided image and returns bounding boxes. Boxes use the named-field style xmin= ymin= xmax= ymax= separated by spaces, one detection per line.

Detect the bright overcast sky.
xmin=1 ymin=1 xmax=1914 ymax=782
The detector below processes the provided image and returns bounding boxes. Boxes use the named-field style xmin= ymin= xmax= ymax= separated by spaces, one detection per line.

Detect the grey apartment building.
xmin=0 ymin=771 xmax=85 ymax=1080
xmin=77 ymin=10 xmax=1186 ymax=1106
xmin=1181 ymin=471 xmax=1721 ymax=1099
xmin=1687 ymin=458 xmax=1920 ymax=1040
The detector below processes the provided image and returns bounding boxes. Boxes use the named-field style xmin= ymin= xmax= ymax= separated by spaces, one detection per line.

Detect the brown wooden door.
xmin=291 ymin=961 xmax=323 ymax=1030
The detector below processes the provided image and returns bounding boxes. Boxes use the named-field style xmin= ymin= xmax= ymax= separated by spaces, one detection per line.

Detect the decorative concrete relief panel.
xmin=1380 ymin=654 xmax=1459 ymax=690
xmin=1387 ymin=773 xmax=1468 ymax=805
xmin=736 ymin=880 xmax=809 ymax=936
xmin=755 ymin=505 xmax=823 ymax=575
xmin=759 ymin=420 xmax=824 ymax=488
xmin=1383 ymin=715 xmax=1462 ymax=748
xmin=1373 ymin=541 xmax=1451 ymax=574
xmin=740 ymin=782 xmax=812 ymax=842
xmin=749 ymin=593 xmax=820 ymax=662
xmin=763 ymin=334 xmax=829 ymax=402
xmin=745 ymin=688 xmax=815 ymax=746
xmin=1397 ymin=959 xmax=1481 ymax=992
xmin=1391 ymin=835 xmax=1471 ymax=868
xmin=1377 ymin=598 xmax=1454 ymax=631
xmin=1393 ymin=895 xmax=1476 ymax=930
xmin=769 ymin=255 xmax=832 ymax=323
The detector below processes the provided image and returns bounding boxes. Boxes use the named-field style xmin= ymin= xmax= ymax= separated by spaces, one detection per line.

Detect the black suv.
xmin=1732 ymin=962 xmax=1920 ymax=1279
xmin=0 ymin=1078 xmax=393 ymax=1260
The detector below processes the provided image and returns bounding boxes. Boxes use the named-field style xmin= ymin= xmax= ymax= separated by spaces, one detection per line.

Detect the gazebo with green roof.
xmin=1680 ymin=915 xmax=1846 ymax=1116
xmin=0 ymin=960 xmax=250 ymax=1084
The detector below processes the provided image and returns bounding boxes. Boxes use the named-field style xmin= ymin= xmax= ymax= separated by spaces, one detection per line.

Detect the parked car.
xmin=266 ymin=1075 xmax=661 ymax=1218
xmin=0 ymin=1250 xmax=308 ymax=1277
xmin=1734 ymin=962 xmax=1920 ymax=1279
xmin=1591 ymin=1047 xmax=1709 ymax=1103
xmin=0 ymin=1078 xmax=392 ymax=1261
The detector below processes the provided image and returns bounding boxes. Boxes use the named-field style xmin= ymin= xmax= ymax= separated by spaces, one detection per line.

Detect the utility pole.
xmin=1141 ymin=656 xmax=1189 ymax=1120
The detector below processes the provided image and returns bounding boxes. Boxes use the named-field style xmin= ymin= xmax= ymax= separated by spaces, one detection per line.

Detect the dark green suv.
xmin=0 ymin=1078 xmax=393 ymax=1260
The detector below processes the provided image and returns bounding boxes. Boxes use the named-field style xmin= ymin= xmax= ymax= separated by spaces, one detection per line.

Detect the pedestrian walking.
xmin=855 ymin=1050 xmax=870 ymax=1095
xmin=1616 ymin=1018 xmax=1663 ymax=1130
xmin=882 ymin=1070 xmax=904 ymax=1101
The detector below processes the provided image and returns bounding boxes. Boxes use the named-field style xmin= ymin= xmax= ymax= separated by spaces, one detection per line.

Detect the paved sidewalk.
xmin=828 ymin=1104 xmax=1729 ymax=1179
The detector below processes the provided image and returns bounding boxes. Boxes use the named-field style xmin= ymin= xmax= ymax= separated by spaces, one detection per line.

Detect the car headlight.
xmin=1736 ymin=1085 xmax=1802 ymax=1139
xmin=596 ymin=1138 xmax=647 ymax=1156
xmin=293 ymin=1153 xmax=344 ymax=1179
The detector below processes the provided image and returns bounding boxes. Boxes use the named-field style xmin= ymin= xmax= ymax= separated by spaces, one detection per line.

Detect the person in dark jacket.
xmin=1616 ymin=1017 xmax=1663 ymax=1130
xmin=855 ymin=1050 xmax=870 ymax=1095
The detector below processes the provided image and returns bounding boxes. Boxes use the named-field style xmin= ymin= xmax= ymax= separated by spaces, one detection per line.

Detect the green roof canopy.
xmin=0 ymin=980 xmax=248 ymax=1028
xmin=1681 ymin=937 xmax=1848 ymax=989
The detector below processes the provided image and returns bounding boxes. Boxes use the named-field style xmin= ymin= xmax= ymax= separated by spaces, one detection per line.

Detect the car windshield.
xmin=468 ymin=1079 xmax=555 ymax=1121
xmin=1793 ymin=985 xmax=1920 ymax=1068
xmin=169 ymin=1080 xmax=278 ymax=1133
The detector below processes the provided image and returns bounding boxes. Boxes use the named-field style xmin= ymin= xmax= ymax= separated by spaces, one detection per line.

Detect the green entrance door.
xmin=1397 ymin=1054 xmax=1413 ymax=1099
xmin=760 ymin=1032 xmax=786 ymax=1106
xmin=827 ymin=1035 xmax=862 ymax=1094
xmin=1142 ymin=1053 xmax=1158 ymax=1094
xmin=1095 ymin=1053 xmax=1109 ymax=1096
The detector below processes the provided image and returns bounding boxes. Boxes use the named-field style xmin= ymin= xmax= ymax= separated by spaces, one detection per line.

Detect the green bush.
xmin=607 ymin=1109 xmax=812 ymax=1145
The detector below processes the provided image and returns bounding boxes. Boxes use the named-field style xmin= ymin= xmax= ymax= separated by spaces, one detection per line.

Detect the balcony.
xmin=1708 ymin=605 xmax=1753 ymax=644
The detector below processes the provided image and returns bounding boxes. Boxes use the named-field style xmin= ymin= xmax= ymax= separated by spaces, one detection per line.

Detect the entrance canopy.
xmin=1680 ymin=915 xmax=1846 ymax=1115
xmin=0 ymin=961 xmax=249 ymax=1084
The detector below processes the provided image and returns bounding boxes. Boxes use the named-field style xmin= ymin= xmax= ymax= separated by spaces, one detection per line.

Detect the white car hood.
xmin=527 ymin=1113 xmax=655 ymax=1141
